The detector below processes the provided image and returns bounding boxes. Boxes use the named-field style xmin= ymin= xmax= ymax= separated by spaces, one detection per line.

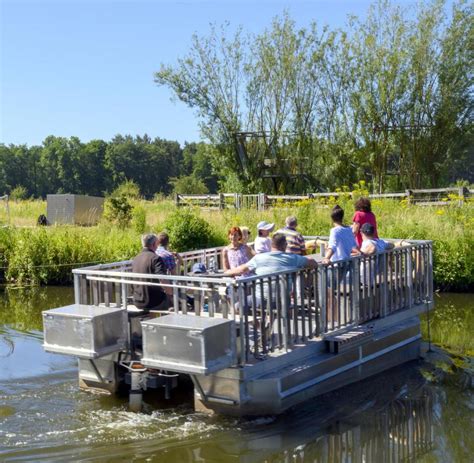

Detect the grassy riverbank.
xmin=0 ymin=198 xmax=472 ymax=289
xmin=420 ymin=293 xmax=474 ymax=357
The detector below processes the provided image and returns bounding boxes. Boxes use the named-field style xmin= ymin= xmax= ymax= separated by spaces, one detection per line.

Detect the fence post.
xmin=405 ymin=189 xmax=412 ymax=205
xmin=175 ymin=193 xmax=180 ymax=207
xmin=219 ymin=193 xmax=225 ymax=210
xmin=458 ymin=187 xmax=465 ymax=207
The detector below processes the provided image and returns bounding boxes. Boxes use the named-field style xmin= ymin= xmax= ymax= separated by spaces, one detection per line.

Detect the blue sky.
xmin=0 ymin=0 xmax=438 ymax=147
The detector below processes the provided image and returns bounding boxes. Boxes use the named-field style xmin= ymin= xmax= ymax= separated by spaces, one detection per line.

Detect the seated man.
xmin=275 ymin=216 xmax=306 ymax=255
xmin=360 ymin=223 xmax=394 ymax=255
xmin=225 ymin=233 xmax=317 ymax=310
xmin=359 ymin=223 xmax=394 ymax=286
xmin=132 ymin=233 xmax=170 ymax=311
xmin=155 ymin=231 xmax=182 ymax=275
xmin=225 ymin=233 xmax=317 ymax=277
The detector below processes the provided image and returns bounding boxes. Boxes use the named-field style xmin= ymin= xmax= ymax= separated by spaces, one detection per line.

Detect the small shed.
xmin=47 ymin=194 xmax=104 ymax=225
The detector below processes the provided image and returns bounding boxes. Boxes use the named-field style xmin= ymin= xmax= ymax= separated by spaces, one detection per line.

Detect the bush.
xmin=112 ymin=180 xmax=141 ymax=199
xmin=131 ymin=205 xmax=147 ymax=233
xmin=10 ymin=186 xmax=28 ymax=201
xmin=103 ymin=195 xmax=133 ymax=228
xmin=163 ymin=208 xmax=223 ymax=251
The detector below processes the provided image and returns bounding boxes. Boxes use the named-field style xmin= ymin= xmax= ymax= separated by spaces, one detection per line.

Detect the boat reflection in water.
xmin=283 ymin=394 xmax=434 ymax=463
xmin=162 ymin=365 xmax=435 ymax=463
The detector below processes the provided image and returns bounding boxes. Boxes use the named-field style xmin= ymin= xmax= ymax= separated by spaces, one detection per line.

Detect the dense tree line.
xmin=156 ymin=0 xmax=473 ymax=193
xmin=0 ymin=136 xmax=218 ymax=198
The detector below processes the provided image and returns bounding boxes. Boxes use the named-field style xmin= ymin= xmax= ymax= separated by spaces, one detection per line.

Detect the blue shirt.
xmin=328 ymin=225 xmax=357 ymax=262
xmin=246 ymin=251 xmax=309 ymax=275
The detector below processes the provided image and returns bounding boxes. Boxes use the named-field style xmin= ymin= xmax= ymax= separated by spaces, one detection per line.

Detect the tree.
xmin=170 ymin=175 xmax=209 ymax=195
xmin=156 ymin=0 xmax=473 ymax=191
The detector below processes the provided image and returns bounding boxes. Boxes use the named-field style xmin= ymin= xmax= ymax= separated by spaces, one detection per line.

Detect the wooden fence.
xmin=176 ymin=187 xmax=471 ymax=210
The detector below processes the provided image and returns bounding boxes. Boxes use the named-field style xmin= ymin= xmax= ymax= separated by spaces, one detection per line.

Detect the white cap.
xmin=257 ymin=221 xmax=275 ymax=231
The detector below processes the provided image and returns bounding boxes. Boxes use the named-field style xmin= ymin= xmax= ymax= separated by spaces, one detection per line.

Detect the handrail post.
xmin=381 ymin=252 xmax=388 ymax=317
xmin=320 ymin=266 xmax=327 ymax=333
xmin=74 ymin=273 xmax=81 ymax=305
xmin=406 ymin=247 xmax=414 ymax=309
xmin=427 ymin=243 xmax=434 ymax=305
xmin=173 ymin=279 xmax=180 ymax=311
xmin=238 ymin=283 xmax=247 ymax=365
xmin=121 ymin=277 xmax=128 ymax=310
xmin=352 ymin=259 xmax=360 ymax=324
xmin=280 ymin=276 xmax=289 ymax=351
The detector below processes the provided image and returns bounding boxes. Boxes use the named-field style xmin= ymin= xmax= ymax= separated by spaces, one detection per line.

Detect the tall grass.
xmin=0 ymin=198 xmax=472 ymax=289
xmin=420 ymin=293 xmax=474 ymax=356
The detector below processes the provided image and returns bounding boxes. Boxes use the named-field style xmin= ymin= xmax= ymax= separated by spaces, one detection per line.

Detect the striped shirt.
xmin=156 ymin=246 xmax=176 ymax=272
xmin=328 ymin=225 xmax=357 ymax=262
xmin=276 ymin=227 xmax=306 ymax=255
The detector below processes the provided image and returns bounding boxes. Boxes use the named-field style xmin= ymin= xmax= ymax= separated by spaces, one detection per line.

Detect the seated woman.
xmin=222 ymin=226 xmax=255 ymax=277
xmin=240 ymin=226 xmax=251 ymax=245
xmin=254 ymin=221 xmax=274 ymax=253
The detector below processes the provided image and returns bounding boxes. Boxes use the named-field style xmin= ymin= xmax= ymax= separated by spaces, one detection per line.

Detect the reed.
xmin=0 ymin=199 xmax=472 ymax=290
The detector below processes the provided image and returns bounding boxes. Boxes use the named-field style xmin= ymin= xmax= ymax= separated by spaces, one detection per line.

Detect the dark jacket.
xmin=132 ymin=248 xmax=167 ymax=309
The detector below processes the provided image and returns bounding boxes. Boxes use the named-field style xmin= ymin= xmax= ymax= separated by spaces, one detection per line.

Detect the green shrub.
xmin=131 ymin=205 xmax=147 ymax=233
xmin=112 ymin=180 xmax=141 ymax=199
xmin=103 ymin=195 xmax=133 ymax=228
xmin=10 ymin=186 xmax=28 ymax=201
xmin=163 ymin=208 xmax=222 ymax=251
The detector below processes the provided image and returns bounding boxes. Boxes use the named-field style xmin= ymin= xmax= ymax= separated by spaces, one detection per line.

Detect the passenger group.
xmin=131 ymin=198 xmax=392 ymax=310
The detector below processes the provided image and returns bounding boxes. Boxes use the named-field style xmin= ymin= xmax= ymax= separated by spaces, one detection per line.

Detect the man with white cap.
xmin=275 ymin=216 xmax=306 ymax=255
xmin=254 ymin=220 xmax=275 ymax=253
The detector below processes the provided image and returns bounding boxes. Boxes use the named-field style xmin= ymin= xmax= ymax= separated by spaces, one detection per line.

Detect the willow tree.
xmin=155 ymin=1 xmax=472 ymax=193
xmin=155 ymin=24 xmax=253 ymax=190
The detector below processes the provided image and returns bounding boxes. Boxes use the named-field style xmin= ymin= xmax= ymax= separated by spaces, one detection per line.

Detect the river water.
xmin=0 ymin=288 xmax=472 ymax=462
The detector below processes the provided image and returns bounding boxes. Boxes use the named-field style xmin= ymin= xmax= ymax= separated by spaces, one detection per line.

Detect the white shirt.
xmin=254 ymin=236 xmax=271 ymax=253
xmin=328 ymin=225 xmax=357 ymax=262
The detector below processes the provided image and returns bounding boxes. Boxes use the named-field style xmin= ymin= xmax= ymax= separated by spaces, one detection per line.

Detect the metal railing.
xmin=72 ymin=239 xmax=433 ymax=364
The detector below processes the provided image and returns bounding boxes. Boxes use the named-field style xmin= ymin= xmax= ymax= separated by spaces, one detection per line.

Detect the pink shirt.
xmin=226 ymin=244 xmax=253 ymax=277
xmin=352 ymin=211 xmax=378 ymax=247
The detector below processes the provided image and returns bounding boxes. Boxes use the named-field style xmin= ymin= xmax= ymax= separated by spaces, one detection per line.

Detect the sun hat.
xmin=192 ymin=262 xmax=207 ymax=274
xmin=256 ymin=221 xmax=275 ymax=231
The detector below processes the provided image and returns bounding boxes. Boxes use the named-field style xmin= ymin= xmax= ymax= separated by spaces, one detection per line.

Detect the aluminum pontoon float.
xmin=42 ymin=237 xmax=434 ymax=416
